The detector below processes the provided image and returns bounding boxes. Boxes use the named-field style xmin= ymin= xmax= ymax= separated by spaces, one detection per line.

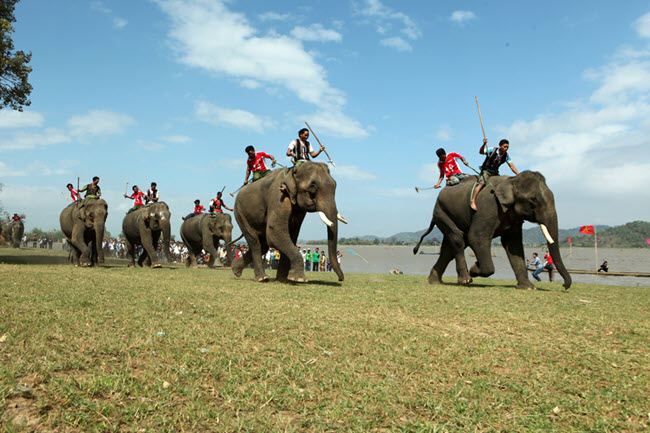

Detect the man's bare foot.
xmin=470 ymin=201 xmax=478 ymax=211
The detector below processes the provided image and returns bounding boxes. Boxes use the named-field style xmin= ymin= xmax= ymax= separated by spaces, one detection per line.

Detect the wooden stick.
xmin=475 ymin=96 xmax=486 ymax=140
xmin=229 ymin=184 xmax=245 ymax=197
xmin=305 ymin=122 xmax=335 ymax=167
xmin=124 ymin=182 xmax=130 ymax=196
xmin=415 ymin=186 xmax=436 ymax=193
xmin=220 ymin=186 xmax=225 ymax=194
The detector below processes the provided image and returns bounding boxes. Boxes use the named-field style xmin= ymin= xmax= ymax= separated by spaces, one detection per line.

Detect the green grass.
xmin=1 ymin=248 xmax=648 ymax=432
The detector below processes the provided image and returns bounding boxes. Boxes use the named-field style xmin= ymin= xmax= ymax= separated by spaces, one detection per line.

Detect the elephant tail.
xmin=225 ymin=234 xmax=244 ymax=247
xmin=413 ymin=219 xmax=436 ymax=255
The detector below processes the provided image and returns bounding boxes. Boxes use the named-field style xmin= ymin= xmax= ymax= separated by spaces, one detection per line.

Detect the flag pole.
xmin=594 ymin=227 xmax=598 ymax=271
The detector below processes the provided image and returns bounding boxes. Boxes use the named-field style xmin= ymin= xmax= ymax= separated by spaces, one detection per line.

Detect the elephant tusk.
xmin=318 ymin=211 xmax=333 ymax=227
xmin=337 ymin=213 xmax=348 ymax=224
xmin=540 ymin=224 xmax=555 ymax=244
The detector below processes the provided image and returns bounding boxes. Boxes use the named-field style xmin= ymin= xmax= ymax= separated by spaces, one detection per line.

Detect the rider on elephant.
xmin=12 ymin=213 xmax=20 ymax=221
xmin=286 ymin=128 xmax=325 ymax=166
xmin=145 ymin=182 xmax=159 ymax=204
xmin=183 ymin=199 xmax=205 ymax=221
xmin=244 ymin=145 xmax=276 ymax=184
xmin=124 ymin=185 xmax=146 ymax=213
xmin=434 ymin=148 xmax=470 ymax=188
xmin=79 ymin=176 xmax=101 ymax=205
xmin=209 ymin=191 xmax=233 ymax=213
xmin=470 ymin=138 xmax=518 ymax=211
xmin=66 ymin=183 xmax=81 ymax=202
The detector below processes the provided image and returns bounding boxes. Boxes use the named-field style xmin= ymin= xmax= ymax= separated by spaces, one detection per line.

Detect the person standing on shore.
xmin=527 ymin=252 xmax=543 ymax=281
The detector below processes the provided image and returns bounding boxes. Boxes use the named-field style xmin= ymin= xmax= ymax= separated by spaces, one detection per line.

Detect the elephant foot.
xmin=287 ymin=269 xmax=307 ymax=283
xmin=128 ymin=263 xmax=135 ymax=267
xmin=427 ymin=269 xmax=444 ymax=285
xmin=257 ymin=275 xmax=270 ymax=283
xmin=457 ymin=276 xmax=473 ymax=285
xmin=516 ymin=281 xmax=536 ymax=290
xmin=152 ymin=263 xmax=162 ymax=269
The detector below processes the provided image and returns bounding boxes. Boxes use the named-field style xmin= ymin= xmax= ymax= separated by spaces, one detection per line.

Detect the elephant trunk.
xmin=540 ymin=219 xmax=571 ymax=289
xmin=162 ymin=221 xmax=172 ymax=262
xmin=223 ymin=233 xmax=233 ymax=266
xmin=323 ymin=208 xmax=343 ymax=281
xmin=95 ymin=223 xmax=105 ymax=263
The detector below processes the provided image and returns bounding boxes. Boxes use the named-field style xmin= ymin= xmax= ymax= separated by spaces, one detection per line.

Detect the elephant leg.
xmin=70 ymin=244 xmax=82 ymax=267
xmin=501 ymin=227 xmax=536 ymax=290
xmin=202 ymin=239 xmax=219 ymax=269
xmin=430 ymin=213 xmax=471 ymax=285
xmin=467 ymin=222 xmax=498 ymax=278
xmin=141 ymin=231 xmax=161 ymax=268
xmin=271 ymin=208 xmax=306 ymax=283
xmin=124 ymin=238 xmax=136 ymax=267
xmin=71 ymin=227 xmax=91 ymax=266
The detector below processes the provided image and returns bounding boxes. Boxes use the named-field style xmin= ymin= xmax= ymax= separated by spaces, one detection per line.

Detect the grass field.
xmin=1 ymin=248 xmax=648 ymax=432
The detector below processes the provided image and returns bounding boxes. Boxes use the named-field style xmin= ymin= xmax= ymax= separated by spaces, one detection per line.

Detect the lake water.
xmin=309 ymin=245 xmax=650 ymax=288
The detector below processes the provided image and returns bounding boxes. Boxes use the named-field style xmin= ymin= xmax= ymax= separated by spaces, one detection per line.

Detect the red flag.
xmin=568 ymin=237 xmax=572 ymax=243
xmin=579 ymin=225 xmax=595 ymax=235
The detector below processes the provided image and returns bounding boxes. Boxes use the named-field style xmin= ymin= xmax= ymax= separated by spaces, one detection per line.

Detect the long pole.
xmin=476 ymin=96 xmax=486 ymax=140
xmin=305 ymin=122 xmax=335 ymax=167
xmin=594 ymin=229 xmax=598 ymax=271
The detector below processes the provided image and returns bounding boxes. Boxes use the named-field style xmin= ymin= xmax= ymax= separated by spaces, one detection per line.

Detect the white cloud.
xmin=0 ymin=110 xmax=44 ymax=128
xmin=91 ymin=1 xmax=127 ymax=29
xmin=67 ymin=110 xmax=136 ymax=141
xmin=291 ymin=24 xmax=342 ymax=43
xmin=217 ymin=158 xmax=242 ymax=171
xmin=449 ymin=10 xmax=477 ymax=25
xmin=380 ymin=36 xmax=411 ymax=52
xmin=161 ymin=135 xmax=192 ymax=144
xmin=27 ymin=161 xmax=74 ymax=176
xmin=113 ymin=17 xmax=128 ymax=28
xmin=331 ymin=164 xmax=378 ymax=182
xmin=134 ymin=140 xmax=167 ymax=151
xmin=195 ymin=101 xmax=274 ymax=133
xmin=306 ymin=109 xmax=369 ymax=139
xmin=585 ymin=61 xmax=650 ymax=104
xmin=240 ymin=78 xmax=263 ymax=89
xmin=0 ymin=128 xmax=69 ymax=151
xmin=258 ymin=11 xmax=291 ymax=22
xmin=0 ymin=161 xmax=27 ymax=177
xmin=436 ymin=125 xmax=452 ymax=141
xmin=633 ymin=12 xmax=650 ymax=38
xmin=357 ymin=0 xmax=421 ymax=49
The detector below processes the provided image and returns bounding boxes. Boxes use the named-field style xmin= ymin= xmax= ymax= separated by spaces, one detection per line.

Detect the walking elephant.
xmin=6 ymin=220 xmax=24 ymax=248
xmin=413 ymin=171 xmax=571 ymax=290
xmin=60 ymin=199 xmax=108 ymax=266
xmin=122 ymin=202 xmax=172 ymax=267
xmin=180 ymin=212 xmax=233 ymax=268
xmin=232 ymin=161 xmax=346 ymax=283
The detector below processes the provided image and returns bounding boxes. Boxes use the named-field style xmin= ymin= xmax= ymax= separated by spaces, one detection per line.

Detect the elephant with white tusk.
xmin=232 ymin=161 xmax=345 ymax=283
xmin=413 ymin=171 xmax=571 ymax=290
xmin=122 ymin=202 xmax=172 ymax=268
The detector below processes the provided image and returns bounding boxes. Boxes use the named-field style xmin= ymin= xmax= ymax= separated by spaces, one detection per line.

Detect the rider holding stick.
xmin=286 ymin=128 xmax=325 ymax=166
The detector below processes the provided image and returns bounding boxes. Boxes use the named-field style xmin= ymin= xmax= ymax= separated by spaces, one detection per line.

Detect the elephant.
xmin=6 ymin=219 xmax=24 ymax=248
xmin=122 ymin=202 xmax=172 ymax=268
xmin=232 ymin=161 xmax=346 ymax=283
xmin=60 ymin=199 xmax=108 ymax=266
xmin=180 ymin=212 xmax=233 ymax=268
xmin=413 ymin=171 xmax=571 ymax=290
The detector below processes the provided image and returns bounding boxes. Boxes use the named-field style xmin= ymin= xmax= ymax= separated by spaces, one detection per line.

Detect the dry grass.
xmin=0 ymin=248 xmax=648 ymax=432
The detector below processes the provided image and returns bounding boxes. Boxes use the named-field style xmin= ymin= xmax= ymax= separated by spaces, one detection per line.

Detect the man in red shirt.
xmin=124 ymin=185 xmax=146 ymax=213
xmin=433 ymin=148 xmax=470 ymax=188
xmin=66 ymin=183 xmax=81 ymax=202
xmin=244 ymin=145 xmax=276 ymax=185
xmin=183 ymin=199 xmax=205 ymax=221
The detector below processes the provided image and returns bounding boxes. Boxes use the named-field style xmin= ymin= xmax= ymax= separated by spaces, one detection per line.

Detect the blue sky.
xmin=1 ymin=0 xmax=650 ymax=241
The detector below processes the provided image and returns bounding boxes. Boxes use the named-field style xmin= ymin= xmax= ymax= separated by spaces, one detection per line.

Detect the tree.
xmin=0 ymin=0 xmax=32 ymax=111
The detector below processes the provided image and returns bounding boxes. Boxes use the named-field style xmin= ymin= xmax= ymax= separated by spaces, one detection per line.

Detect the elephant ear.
xmin=495 ymin=180 xmax=515 ymax=213
xmin=280 ymin=166 xmax=298 ymax=205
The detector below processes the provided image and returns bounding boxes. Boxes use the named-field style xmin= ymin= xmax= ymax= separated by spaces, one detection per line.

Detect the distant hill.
xmin=304 ymin=221 xmax=649 ymax=248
